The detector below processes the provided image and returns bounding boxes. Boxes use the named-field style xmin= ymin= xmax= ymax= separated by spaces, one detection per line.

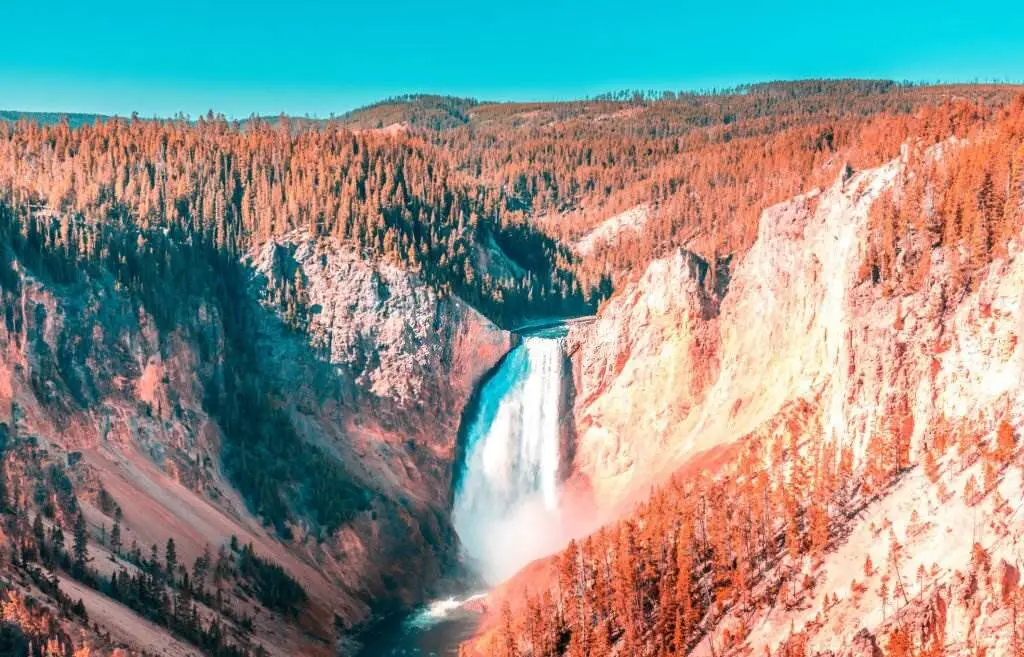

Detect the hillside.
xmin=0 ymin=205 xmax=511 ymax=655
xmin=330 ymin=82 xmax=1024 ymax=286
xmin=0 ymin=110 xmax=110 ymax=128
xmin=336 ymin=95 xmax=477 ymax=131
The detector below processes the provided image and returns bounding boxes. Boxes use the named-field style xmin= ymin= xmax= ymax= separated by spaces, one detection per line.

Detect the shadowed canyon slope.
xmin=0 ymin=227 xmax=509 ymax=655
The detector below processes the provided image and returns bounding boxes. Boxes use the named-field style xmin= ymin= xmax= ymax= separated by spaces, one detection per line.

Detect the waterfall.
xmin=452 ymin=334 xmax=566 ymax=584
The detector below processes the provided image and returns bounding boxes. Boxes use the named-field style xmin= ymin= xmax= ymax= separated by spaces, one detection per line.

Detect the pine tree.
xmin=591 ymin=619 xmax=611 ymax=657
xmin=964 ymin=475 xmax=980 ymax=506
xmin=50 ymin=526 xmax=65 ymax=558
xmin=0 ymin=460 xmax=7 ymax=513
xmin=72 ymin=512 xmax=89 ymax=574
xmin=193 ymin=545 xmax=211 ymax=594
xmin=110 ymin=515 xmax=122 ymax=556
xmin=150 ymin=544 xmax=161 ymax=584
xmin=984 ymin=459 xmax=998 ymax=493
xmin=923 ymin=449 xmax=940 ymax=484
xmin=166 ymin=537 xmax=177 ymax=585
xmin=996 ymin=420 xmax=1016 ymax=464
xmin=32 ymin=514 xmax=45 ymax=544
xmin=499 ymin=601 xmax=516 ymax=657
xmin=886 ymin=626 xmax=911 ymax=657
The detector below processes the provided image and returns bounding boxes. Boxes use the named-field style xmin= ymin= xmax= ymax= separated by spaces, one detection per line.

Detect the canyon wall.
xmin=568 ymin=147 xmax=1022 ymax=510
xmin=250 ymin=232 xmax=512 ymax=512
xmin=538 ymin=147 xmax=1024 ymax=654
xmin=0 ymin=231 xmax=510 ymax=655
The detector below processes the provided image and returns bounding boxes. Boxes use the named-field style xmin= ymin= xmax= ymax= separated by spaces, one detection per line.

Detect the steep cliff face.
xmin=0 ymin=232 xmax=510 ymax=655
xmin=548 ymin=147 xmax=1024 ymax=654
xmin=565 ymin=248 xmax=722 ymax=506
xmin=569 ymin=151 xmax=1001 ymax=505
xmin=250 ymin=233 xmax=512 ymax=510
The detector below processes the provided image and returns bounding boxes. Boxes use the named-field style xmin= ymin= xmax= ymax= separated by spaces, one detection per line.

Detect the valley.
xmin=1 ymin=81 xmax=1023 ymax=657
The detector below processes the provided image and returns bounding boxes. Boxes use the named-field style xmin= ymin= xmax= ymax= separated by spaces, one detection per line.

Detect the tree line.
xmin=488 ymin=407 xmax=1021 ymax=657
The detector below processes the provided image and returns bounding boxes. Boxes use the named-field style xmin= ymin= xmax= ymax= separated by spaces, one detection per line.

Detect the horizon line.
xmin=3 ymin=76 xmax=1024 ymax=123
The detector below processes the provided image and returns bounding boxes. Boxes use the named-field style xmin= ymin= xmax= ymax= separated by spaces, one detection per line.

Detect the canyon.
xmin=318 ymin=131 xmax=1024 ymax=657
xmin=1 ymin=83 xmax=1024 ymax=657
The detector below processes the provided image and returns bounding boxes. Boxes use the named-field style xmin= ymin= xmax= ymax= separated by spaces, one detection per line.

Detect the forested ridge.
xmin=3 ymin=81 xmax=1023 ymax=323
xmin=0 ymin=112 xmax=602 ymax=329
xmin=334 ymin=81 xmax=1024 ymax=282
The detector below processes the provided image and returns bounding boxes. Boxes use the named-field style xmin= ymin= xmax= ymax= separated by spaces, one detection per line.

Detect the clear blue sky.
xmin=3 ymin=0 xmax=1024 ymax=118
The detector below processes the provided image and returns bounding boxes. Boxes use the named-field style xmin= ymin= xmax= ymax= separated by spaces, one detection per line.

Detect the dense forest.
xmin=337 ymin=81 xmax=1024 ymax=284
xmin=0 ymin=111 xmax=603 ymax=328
xmin=3 ymin=81 xmax=1023 ymax=327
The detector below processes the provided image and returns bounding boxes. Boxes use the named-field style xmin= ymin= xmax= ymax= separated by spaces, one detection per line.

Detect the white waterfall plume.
xmin=452 ymin=334 xmax=566 ymax=584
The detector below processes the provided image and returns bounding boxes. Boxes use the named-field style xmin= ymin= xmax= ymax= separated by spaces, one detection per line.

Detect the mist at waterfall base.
xmin=356 ymin=328 xmax=571 ymax=656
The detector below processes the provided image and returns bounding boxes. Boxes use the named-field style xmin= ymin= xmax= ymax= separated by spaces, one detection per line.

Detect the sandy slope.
xmin=57 ymin=575 xmax=201 ymax=657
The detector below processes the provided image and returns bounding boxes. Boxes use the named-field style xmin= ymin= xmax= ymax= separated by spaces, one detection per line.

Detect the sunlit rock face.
xmin=452 ymin=332 xmax=568 ymax=584
xmin=468 ymin=145 xmax=1024 ymax=657
xmin=567 ymin=145 xmax=1024 ymax=520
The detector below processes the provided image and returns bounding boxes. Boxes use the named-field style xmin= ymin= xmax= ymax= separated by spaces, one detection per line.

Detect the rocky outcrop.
xmin=250 ymin=234 xmax=511 ymax=509
xmin=565 ymin=248 xmax=722 ymax=506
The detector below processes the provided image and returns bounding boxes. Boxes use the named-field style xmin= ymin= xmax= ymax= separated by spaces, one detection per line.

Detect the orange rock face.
xmin=567 ymin=147 xmax=1023 ymax=515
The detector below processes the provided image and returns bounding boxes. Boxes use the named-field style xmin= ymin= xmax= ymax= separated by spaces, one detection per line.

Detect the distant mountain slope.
xmin=336 ymin=94 xmax=478 ymax=130
xmin=337 ymin=81 xmax=1024 ymax=288
xmin=0 ymin=109 xmax=110 ymax=127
